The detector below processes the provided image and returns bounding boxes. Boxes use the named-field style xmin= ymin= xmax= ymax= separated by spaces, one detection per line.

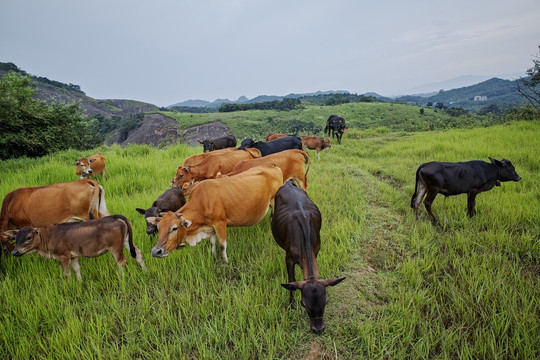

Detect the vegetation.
xmin=0 ymin=72 xmax=100 ymax=159
xmin=219 ymin=98 xmax=302 ymax=112
xmin=517 ymin=46 xmax=540 ymax=110
xmin=0 ymin=118 xmax=538 ymax=359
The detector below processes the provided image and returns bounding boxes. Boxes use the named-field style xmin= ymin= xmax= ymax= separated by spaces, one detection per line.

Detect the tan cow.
xmin=220 ymin=149 xmax=310 ymax=190
xmin=10 ymin=215 xmax=146 ymax=280
xmin=265 ymin=133 xmax=288 ymax=142
xmin=151 ymin=165 xmax=284 ymax=263
xmin=171 ymin=148 xmax=262 ymax=194
xmin=301 ymin=136 xmax=331 ymax=160
xmin=0 ymin=180 xmax=109 ymax=250
xmin=182 ymin=147 xmax=236 ymax=167
xmin=75 ymin=153 xmax=106 ymax=179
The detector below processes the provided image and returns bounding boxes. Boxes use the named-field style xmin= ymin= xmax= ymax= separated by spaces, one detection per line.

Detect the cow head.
xmin=11 ymin=227 xmax=41 ymax=256
xmin=75 ymin=157 xmax=97 ymax=179
xmin=151 ymin=211 xmax=192 ymax=257
xmin=489 ymin=157 xmax=521 ymax=182
xmin=199 ymin=139 xmax=214 ymax=153
xmin=238 ymin=138 xmax=255 ymax=150
xmin=324 ymin=138 xmax=331 ymax=148
xmin=135 ymin=207 xmax=161 ymax=235
xmin=170 ymin=165 xmax=199 ymax=194
xmin=281 ymin=276 xmax=345 ymax=334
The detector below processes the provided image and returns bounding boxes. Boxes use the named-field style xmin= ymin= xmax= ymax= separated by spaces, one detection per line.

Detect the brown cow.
xmin=271 ymin=181 xmax=345 ymax=333
xmin=301 ymin=136 xmax=331 ymax=160
xmin=220 ymin=149 xmax=310 ymax=190
xmin=171 ymin=148 xmax=262 ymax=194
xmin=265 ymin=133 xmax=288 ymax=142
xmin=182 ymin=147 xmax=236 ymax=167
xmin=0 ymin=180 xmax=109 ymax=250
xmin=151 ymin=165 xmax=283 ymax=263
xmin=75 ymin=153 xmax=106 ymax=179
xmin=10 ymin=215 xmax=146 ymax=280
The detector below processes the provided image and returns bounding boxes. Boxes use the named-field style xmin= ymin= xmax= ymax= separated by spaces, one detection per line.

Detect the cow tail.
xmin=411 ymin=165 xmax=422 ymax=208
xmin=98 ymin=185 xmax=110 ymax=217
xmin=296 ymin=201 xmax=315 ymax=278
xmin=300 ymin=150 xmax=310 ymax=189
xmin=86 ymin=180 xmax=100 ymax=220
xmin=115 ymin=215 xmax=136 ymax=258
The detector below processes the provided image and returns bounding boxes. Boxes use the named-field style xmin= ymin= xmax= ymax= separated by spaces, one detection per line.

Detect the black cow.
xmin=136 ymin=187 xmax=186 ymax=235
xmin=324 ymin=115 xmax=346 ymax=145
xmin=198 ymin=135 xmax=237 ymax=153
xmin=271 ymin=181 xmax=345 ymax=334
xmin=411 ymin=157 xmax=521 ymax=223
xmin=237 ymin=135 xmax=302 ymax=156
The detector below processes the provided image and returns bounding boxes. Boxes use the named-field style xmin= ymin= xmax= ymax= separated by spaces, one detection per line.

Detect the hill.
xmin=397 ymin=77 xmax=527 ymax=111
xmin=0 ymin=62 xmax=159 ymax=118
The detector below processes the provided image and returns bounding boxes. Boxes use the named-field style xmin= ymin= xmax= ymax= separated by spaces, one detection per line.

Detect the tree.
xmin=516 ymin=45 xmax=540 ymax=110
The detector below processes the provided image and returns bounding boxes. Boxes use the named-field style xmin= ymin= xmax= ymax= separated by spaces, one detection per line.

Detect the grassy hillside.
xmin=162 ymin=102 xmax=507 ymax=140
xmin=0 ymin=121 xmax=538 ymax=359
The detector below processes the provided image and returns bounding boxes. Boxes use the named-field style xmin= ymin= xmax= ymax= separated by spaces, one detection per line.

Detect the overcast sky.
xmin=1 ymin=0 xmax=539 ymax=107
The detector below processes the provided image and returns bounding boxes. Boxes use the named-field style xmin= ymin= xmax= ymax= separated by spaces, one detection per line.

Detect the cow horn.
xmin=181 ymin=219 xmax=192 ymax=228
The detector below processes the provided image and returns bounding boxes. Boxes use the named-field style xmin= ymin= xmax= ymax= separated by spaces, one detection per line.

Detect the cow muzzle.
xmin=151 ymin=247 xmax=168 ymax=258
xmin=11 ymin=249 xmax=24 ymax=257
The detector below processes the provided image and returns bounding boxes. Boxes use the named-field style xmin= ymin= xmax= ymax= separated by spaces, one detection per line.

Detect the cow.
xmin=10 ymin=215 xmax=146 ymax=280
xmin=324 ymin=115 xmax=346 ymax=145
xmin=0 ymin=180 xmax=109 ymax=251
xmin=301 ymin=136 xmax=331 ymax=160
xmin=271 ymin=181 xmax=345 ymax=334
xmin=136 ymin=187 xmax=186 ymax=235
xmin=265 ymin=133 xmax=289 ymax=142
xmin=151 ymin=165 xmax=284 ymax=263
xmin=182 ymin=147 xmax=236 ymax=167
xmin=171 ymin=148 xmax=262 ymax=194
xmin=237 ymin=135 xmax=302 ymax=156
xmin=220 ymin=149 xmax=310 ymax=190
xmin=198 ymin=135 xmax=237 ymax=153
xmin=75 ymin=153 xmax=106 ymax=179
xmin=411 ymin=157 xmax=521 ymax=223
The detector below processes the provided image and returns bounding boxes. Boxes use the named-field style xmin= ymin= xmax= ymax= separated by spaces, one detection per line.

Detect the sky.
xmin=1 ymin=0 xmax=539 ymax=107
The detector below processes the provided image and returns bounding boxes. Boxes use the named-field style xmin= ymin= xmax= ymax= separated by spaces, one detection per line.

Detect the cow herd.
xmin=0 ymin=114 xmax=523 ymax=334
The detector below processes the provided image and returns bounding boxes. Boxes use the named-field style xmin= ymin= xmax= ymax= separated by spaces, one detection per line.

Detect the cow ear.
xmin=89 ymin=158 xmax=97 ymax=163
xmin=1 ymin=230 xmax=19 ymax=240
xmin=210 ymin=140 xmax=215 ymax=144
xmin=175 ymin=212 xmax=183 ymax=218
xmin=146 ymin=216 xmax=160 ymax=225
xmin=33 ymin=229 xmax=40 ymax=235
xmin=74 ymin=161 xmax=79 ymax=166
xmin=135 ymin=208 xmax=146 ymax=215
xmin=181 ymin=219 xmax=192 ymax=228
xmin=321 ymin=277 xmax=346 ymax=287
xmin=281 ymin=283 xmax=300 ymax=291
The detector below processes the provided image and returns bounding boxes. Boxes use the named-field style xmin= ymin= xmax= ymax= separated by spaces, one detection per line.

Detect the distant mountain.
xmin=167 ymin=90 xmax=351 ymax=108
xmin=397 ymin=77 xmax=527 ymax=111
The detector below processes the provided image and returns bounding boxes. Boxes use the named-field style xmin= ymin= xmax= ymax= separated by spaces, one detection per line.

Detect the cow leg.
xmin=71 ymin=257 xmax=82 ymax=281
xmin=133 ymin=245 xmax=148 ymax=272
xmin=209 ymin=234 xmax=217 ymax=256
xmin=214 ymin=223 xmax=228 ymax=263
xmin=413 ymin=182 xmax=427 ymax=220
xmin=110 ymin=248 xmax=127 ymax=274
xmin=423 ymin=191 xmax=439 ymax=224
xmin=285 ymin=257 xmax=296 ymax=304
xmin=316 ymin=149 xmax=321 ymax=160
xmin=59 ymin=257 xmax=71 ymax=278
xmin=467 ymin=193 xmax=477 ymax=218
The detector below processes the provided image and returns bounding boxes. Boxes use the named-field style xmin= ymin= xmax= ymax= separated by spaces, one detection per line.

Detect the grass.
xmin=0 ymin=120 xmax=538 ymax=359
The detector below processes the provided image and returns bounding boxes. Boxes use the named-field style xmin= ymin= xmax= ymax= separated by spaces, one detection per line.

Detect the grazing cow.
xmin=0 ymin=180 xmax=109 ymax=251
xmin=220 ymin=149 xmax=310 ymax=190
xmin=136 ymin=187 xmax=186 ymax=235
xmin=238 ymin=135 xmax=302 ymax=156
xmin=265 ymin=133 xmax=289 ymax=142
xmin=411 ymin=157 xmax=521 ymax=223
xmin=301 ymin=136 xmax=331 ymax=160
xmin=151 ymin=165 xmax=284 ymax=263
xmin=271 ymin=181 xmax=345 ymax=334
xmin=182 ymin=147 xmax=236 ymax=168
xmin=10 ymin=215 xmax=146 ymax=280
xmin=198 ymin=135 xmax=237 ymax=153
xmin=75 ymin=153 xmax=106 ymax=179
xmin=324 ymin=115 xmax=346 ymax=145
xmin=171 ymin=148 xmax=261 ymax=194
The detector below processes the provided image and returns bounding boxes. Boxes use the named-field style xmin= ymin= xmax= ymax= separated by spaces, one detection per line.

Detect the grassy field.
xmin=0 ymin=120 xmax=538 ymax=359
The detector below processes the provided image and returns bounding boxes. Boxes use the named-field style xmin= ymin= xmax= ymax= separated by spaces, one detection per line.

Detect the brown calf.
xmin=271 ymin=181 xmax=345 ymax=334
xmin=75 ymin=153 xmax=106 ymax=179
xmin=10 ymin=215 xmax=146 ymax=280
xmin=301 ymin=136 xmax=331 ymax=160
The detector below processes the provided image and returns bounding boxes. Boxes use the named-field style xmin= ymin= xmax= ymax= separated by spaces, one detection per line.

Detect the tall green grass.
xmin=0 ymin=121 xmax=538 ymax=359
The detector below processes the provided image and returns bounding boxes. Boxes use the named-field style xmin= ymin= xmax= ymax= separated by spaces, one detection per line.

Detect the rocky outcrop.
xmin=106 ymin=114 xmax=233 ymax=148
